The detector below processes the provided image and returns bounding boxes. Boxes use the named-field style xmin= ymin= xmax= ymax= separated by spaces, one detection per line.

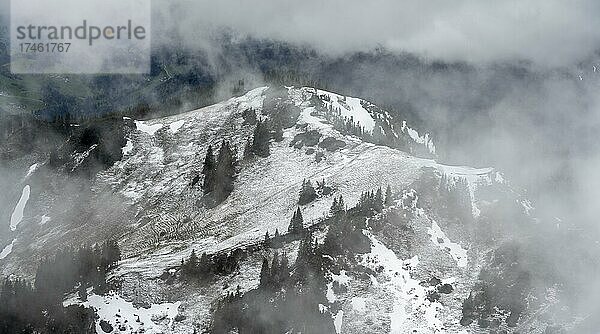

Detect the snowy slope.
xmin=0 ymin=85 xmax=517 ymax=333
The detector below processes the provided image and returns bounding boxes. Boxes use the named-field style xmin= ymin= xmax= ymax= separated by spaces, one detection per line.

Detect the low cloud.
xmin=158 ymin=0 xmax=600 ymax=67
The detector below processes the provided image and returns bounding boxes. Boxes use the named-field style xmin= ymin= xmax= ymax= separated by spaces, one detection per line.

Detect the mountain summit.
xmin=0 ymin=86 xmax=578 ymax=333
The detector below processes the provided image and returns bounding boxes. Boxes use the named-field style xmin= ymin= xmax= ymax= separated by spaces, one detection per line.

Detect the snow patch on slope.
xmin=399 ymin=189 xmax=469 ymax=268
xmin=168 ymin=120 xmax=185 ymax=133
xmin=39 ymin=215 xmax=51 ymax=225
xmin=10 ymin=185 xmax=30 ymax=231
xmin=24 ymin=163 xmax=39 ymax=179
xmin=427 ymin=220 xmax=468 ymax=268
xmin=65 ymin=292 xmax=181 ymax=334
xmin=333 ymin=310 xmax=344 ymax=333
xmin=401 ymin=121 xmax=436 ymax=155
xmin=351 ymin=297 xmax=367 ymax=312
xmin=0 ymin=239 xmax=16 ymax=260
xmin=316 ymin=89 xmax=376 ymax=132
xmin=361 ymin=232 xmax=444 ymax=333
xmin=135 ymin=120 xmax=163 ymax=136
xmin=122 ymin=140 xmax=134 ymax=156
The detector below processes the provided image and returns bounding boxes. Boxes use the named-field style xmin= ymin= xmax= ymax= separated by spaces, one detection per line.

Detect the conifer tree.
xmin=270 ymin=252 xmax=280 ymax=287
xmin=298 ymin=179 xmax=317 ymax=205
xmin=280 ymin=252 xmax=290 ymax=282
xmin=273 ymin=228 xmax=283 ymax=248
xmin=202 ymin=145 xmax=216 ymax=193
xmin=330 ymin=196 xmax=338 ymax=214
xmin=288 ymin=207 xmax=304 ymax=234
xmin=198 ymin=252 xmax=211 ymax=278
xmin=264 ymin=231 xmax=271 ymax=247
xmin=374 ymin=187 xmax=384 ymax=212
xmin=213 ymin=141 xmax=237 ymax=202
xmin=251 ymin=120 xmax=270 ymax=157
xmin=78 ymin=281 xmax=88 ymax=301
xmin=329 ymin=195 xmax=345 ymax=216
xmin=185 ymin=250 xmax=199 ymax=274
xmin=259 ymin=257 xmax=270 ymax=287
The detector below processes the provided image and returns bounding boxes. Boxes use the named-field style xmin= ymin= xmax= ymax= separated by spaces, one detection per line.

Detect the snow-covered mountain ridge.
xmin=1 ymin=85 xmax=571 ymax=333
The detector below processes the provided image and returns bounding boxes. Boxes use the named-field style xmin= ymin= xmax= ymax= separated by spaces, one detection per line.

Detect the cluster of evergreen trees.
xmin=0 ymin=240 xmax=120 ymax=333
xmin=319 ymin=97 xmax=369 ymax=138
xmin=35 ymin=240 xmax=121 ymax=302
xmin=329 ymin=195 xmax=346 ymax=216
xmin=298 ymin=179 xmax=317 ymax=205
xmin=242 ymin=108 xmax=258 ymax=125
xmin=243 ymin=120 xmax=271 ymax=159
xmin=0 ymin=278 xmax=96 ymax=334
xmin=259 ymin=252 xmax=290 ymax=290
xmin=288 ymin=207 xmax=305 ymax=234
xmin=181 ymin=249 xmax=245 ymax=281
xmin=315 ymin=95 xmax=431 ymax=157
xmin=209 ymin=185 xmax=402 ymax=333
xmin=355 ymin=185 xmax=393 ymax=215
xmin=298 ymin=178 xmax=332 ymax=205
xmin=439 ymin=174 xmax=473 ymax=222
xmin=210 ymin=232 xmax=334 ymax=334
xmin=201 ymin=141 xmax=238 ymax=204
xmin=322 ymin=199 xmax=370 ymax=256
xmin=322 ymin=186 xmax=393 ymax=256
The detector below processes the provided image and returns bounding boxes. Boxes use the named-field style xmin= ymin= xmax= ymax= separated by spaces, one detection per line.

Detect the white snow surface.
xmin=427 ymin=220 xmax=468 ymax=268
xmin=316 ymin=89 xmax=376 ymax=132
xmin=122 ymin=140 xmax=134 ymax=155
xmin=168 ymin=120 xmax=186 ymax=133
xmin=360 ymin=232 xmax=445 ymax=333
xmin=135 ymin=120 xmax=164 ymax=135
xmin=333 ymin=310 xmax=344 ymax=334
xmin=0 ymin=86 xmax=514 ymax=332
xmin=65 ymin=292 xmax=181 ymax=334
xmin=98 ymin=86 xmax=490 ymax=282
xmin=351 ymin=297 xmax=367 ymax=312
xmin=9 ymin=185 xmax=30 ymax=231
xmin=39 ymin=215 xmax=51 ymax=225
xmin=24 ymin=163 xmax=39 ymax=179
xmin=401 ymin=120 xmax=436 ymax=155
xmin=0 ymin=239 xmax=16 ymax=260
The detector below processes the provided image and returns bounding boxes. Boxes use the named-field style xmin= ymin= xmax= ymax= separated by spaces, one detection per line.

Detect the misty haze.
xmin=0 ymin=1 xmax=599 ymax=333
